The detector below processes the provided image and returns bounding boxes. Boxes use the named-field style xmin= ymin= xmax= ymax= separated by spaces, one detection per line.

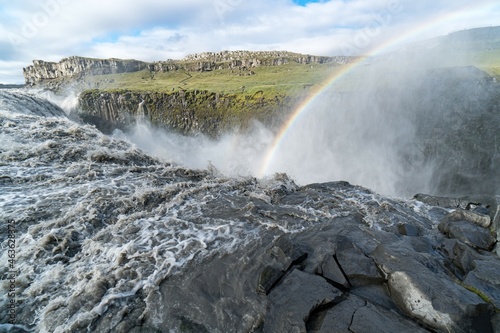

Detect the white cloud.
xmin=0 ymin=0 xmax=498 ymax=83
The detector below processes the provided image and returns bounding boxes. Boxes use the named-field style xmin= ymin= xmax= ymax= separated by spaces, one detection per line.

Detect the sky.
xmin=0 ymin=0 xmax=499 ymax=84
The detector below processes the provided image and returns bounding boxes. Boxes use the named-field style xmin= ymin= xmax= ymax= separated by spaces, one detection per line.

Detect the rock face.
xmin=77 ymin=89 xmax=301 ymax=136
xmin=123 ymin=183 xmax=498 ymax=333
xmin=151 ymin=50 xmax=350 ymax=73
xmin=23 ymin=51 xmax=353 ymax=86
xmin=23 ymin=56 xmax=149 ymax=85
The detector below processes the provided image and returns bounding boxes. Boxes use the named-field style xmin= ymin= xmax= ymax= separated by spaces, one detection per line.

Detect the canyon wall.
xmin=24 ymin=51 xmax=353 ymax=85
xmin=77 ymin=89 xmax=302 ymax=137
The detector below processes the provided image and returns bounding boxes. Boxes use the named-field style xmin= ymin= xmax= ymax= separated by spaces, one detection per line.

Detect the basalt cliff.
xmin=76 ymin=89 xmax=294 ymax=136
xmin=23 ymin=51 xmax=350 ymax=137
xmin=23 ymin=51 xmax=350 ymax=86
xmin=23 ymin=57 xmax=148 ymax=86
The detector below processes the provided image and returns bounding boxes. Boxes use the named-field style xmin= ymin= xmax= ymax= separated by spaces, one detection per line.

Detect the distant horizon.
xmin=1 ymin=1 xmax=499 ymax=84
xmin=10 ymin=23 xmax=499 ymax=86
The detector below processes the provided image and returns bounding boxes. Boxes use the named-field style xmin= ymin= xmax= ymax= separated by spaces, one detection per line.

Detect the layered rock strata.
xmin=23 ymin=51 xmax=352 ymax=86
xmin=86 ymin=182 xmax=499 ymax=333
xmin=77 ymin=89 xmax=299 ymax=136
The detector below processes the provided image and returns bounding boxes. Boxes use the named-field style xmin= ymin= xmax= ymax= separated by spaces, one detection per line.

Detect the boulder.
xmin=313 ymin=294 xmax=428 ymax=333
xmin=414 ymin=194 xmax=500 ymax=232
xmin=439 ymin=219 xmax=496 ymax=251
xmin=263 ymin=269 xmax=342 ymax=333
xmin=335 ymin=237 xmax=384 ymax=287
xmin=450 ymin=240 xmax=483 ymax=274
xmin=442 ymin=209 xmax=492 ymax=228
xmin=372 ymin=243 xmax=491 ymax=333
xmin=413 ymin=193 xmax=470 ymax=209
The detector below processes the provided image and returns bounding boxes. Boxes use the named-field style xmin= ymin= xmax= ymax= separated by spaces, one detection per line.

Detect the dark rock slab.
xmin=317 ymin=254 xmax=349 ymax=289
xmin=492 ymin=313 xmax=500 ymax=333
xmin=451 ymin=240 xmax=485 ymax=273
xmin=463 ymin=260 xmax=500 ymax=309
xmin=439 ymin=219 xmax=496 ymax=251
xmin=258 ymin=265 xmax=287 ymax=294
xmin=314 ymin=294 xmax=365 ymax=333
xmin=314 ymin=294 xmax=427 ymax=333
xmin=147 ymin=232 xmax=282 ymax=333
xmin=335 ymin=236 xmax=384 ymax=287
xmin=406 ymin=236 xmax=435 ymax=253
xmin=263 ymin=269 xmax=342 ymax=333
xmin=397 ymin=223 xmax=423 ymax=236
xmin=257 ymin=236 xmax=295 ymax=294
xmin=351 ymin=284 xmax=400 ymax=313
xmin=372 ymin=242 xmax=491 ymax=333
xmin=350 ymin=300 xmax=429 ymax=333
xmin=290 ymin=218 xmax=386 ymax=288
xmin=132 ymin=184 xmax=499 ymax=333
xmin=442 ymin=209 xmax=491 ymax=228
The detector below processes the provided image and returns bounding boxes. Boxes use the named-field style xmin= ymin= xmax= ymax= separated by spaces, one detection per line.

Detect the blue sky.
xmin=293 ymin=0 xmax=323 ymax=6
xmin=0 ymin=0 xmax=499 ymax=83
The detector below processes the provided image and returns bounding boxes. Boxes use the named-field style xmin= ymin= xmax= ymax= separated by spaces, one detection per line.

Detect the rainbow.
xmin=258 ymin=2 xmax=497 ymax=178
xmin=257 ymin=57 xmax=365 ymax=177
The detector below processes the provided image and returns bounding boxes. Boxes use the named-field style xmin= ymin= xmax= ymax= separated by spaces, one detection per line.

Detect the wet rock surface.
xmin=134 ymin=187 xmax=498 ymax=333
xmin=439 ymin=219 xmax=496 ymax=250
xmin=1 ymin=114 xmax=498 ymax=333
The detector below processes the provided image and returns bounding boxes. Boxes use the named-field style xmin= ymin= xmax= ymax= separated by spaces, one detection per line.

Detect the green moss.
xmin=76 ymin=62 xmax=341 ymax=98
xmin=455 ymin=279 xmax=499 ymax=311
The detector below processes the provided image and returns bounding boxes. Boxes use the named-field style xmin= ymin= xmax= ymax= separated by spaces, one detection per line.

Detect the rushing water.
xmin=0 ymin=87 xmax=496 ymax=332
xmin=0 ymin=90 xmax=283 ymax=332
xmin=0 ymin=89 xmax=434 ymax=332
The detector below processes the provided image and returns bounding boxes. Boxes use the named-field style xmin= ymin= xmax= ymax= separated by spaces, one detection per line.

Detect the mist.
xmin=47 ymin=42 xmax=499 ymax=199
xmin=265 ymin=53 xmax=499 ymax=197
xmin=100 ymin=58 xmax=497 ymax=199
xmin=113 ymin=120 xmax=275 ymax=179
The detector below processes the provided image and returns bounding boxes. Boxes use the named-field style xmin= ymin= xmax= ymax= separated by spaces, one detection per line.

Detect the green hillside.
xmin=77 ymin=61 xmax=344 ymax=98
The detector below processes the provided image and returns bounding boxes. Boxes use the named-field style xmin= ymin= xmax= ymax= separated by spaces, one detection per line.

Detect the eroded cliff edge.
xmin=77 ymin=89 xmax=297 ymax=136
xmin=23 ymin=51 xmax=350 ymax=86
xmin=23 ymin=51 xmax=349 ymax=136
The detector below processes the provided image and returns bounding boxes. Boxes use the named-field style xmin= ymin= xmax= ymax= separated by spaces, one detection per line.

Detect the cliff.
xmin=23 ymin=56 xmax=149 ymax=86
xmin=151 ymin=50 xmax=350 ymax=73
xmin=77 ymin=89 xmax=302 ymax=136
xmin=23 ymin=51 xmax=352 ymax=86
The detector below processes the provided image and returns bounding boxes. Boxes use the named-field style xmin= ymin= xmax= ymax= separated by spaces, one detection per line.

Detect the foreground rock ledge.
xmin=15 ymin=182 xmax=496 ymax=333
xmin=105 ymin=183 xmax=498 ymax=333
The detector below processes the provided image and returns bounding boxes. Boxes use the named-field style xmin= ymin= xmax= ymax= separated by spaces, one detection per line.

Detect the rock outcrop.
xmin=23 ymin=51 xmax=353 ymax=86
xmin=151 ymin=50 xmax=350 ymax=73
xmin=121 ymin=183 xmax=498 ymax=333
xmin=77 ymin=89 xmax=302 ymax=136
xmin=23 ymin=56 xmax=149 ymax=85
